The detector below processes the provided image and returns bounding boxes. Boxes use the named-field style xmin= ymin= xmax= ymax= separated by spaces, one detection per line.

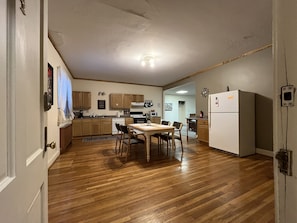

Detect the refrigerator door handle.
xmin=208 ymin=95 xmax=211 ymax=128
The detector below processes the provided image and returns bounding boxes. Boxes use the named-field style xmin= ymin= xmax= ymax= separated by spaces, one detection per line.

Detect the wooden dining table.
xmin=128 ymin=123 xmax=175 ymax=162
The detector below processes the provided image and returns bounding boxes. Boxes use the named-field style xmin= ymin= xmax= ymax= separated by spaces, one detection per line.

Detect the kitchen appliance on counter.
xmin=208 ymin=90 xmax=255 ymax=157
xmin=130 ymin=111 xmax=147 ymax=123
xmin=149 ymin=111 xmax=158 ymax=117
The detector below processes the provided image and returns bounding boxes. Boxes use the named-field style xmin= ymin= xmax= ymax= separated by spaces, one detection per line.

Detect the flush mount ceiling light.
xmin=141 ymin=54 xmax=156 ymax=68
xmin=176 ymin=90 xmax=188 ymax=94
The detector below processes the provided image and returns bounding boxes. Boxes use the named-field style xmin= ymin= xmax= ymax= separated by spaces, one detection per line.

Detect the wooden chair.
xmin=114 ymin=123 xmax=124 ymax=154
xmin=120 ymin=125 xmax=145 ymax=162
xmin=160 ymin=121 xmax=183 ymax=155
xmin=151 ymin=120 xmax=170 ymax=153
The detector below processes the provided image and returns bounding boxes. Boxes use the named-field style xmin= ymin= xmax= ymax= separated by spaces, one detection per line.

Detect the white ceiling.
xmin=48 ymin=0 xmax=272 ymax=91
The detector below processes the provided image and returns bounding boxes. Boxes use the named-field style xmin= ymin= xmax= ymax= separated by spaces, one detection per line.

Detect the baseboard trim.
xmin=256 ymin=148 xmax=274 ymax=157
xmin=48 ymin=150 xmax=60 ymax=169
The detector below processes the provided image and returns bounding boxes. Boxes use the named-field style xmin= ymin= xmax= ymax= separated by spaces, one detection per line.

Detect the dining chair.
xmin=120 ymin=125 xmax=145 ymax=162
xmin=114 ymin=123 xmax=123 ymax=154
xmin=160 ymin=121 xmax=183 ymax=155
xmin=151 ymin=120 xmax=170 ymax=153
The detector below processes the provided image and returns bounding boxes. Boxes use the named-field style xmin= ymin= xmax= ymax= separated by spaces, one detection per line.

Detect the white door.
xmin=209 ymin=112 xmax=239 ymax=155
xmin=209 ymin=90 xmax=239 ymax=113
xmin=0 ymin=1 xmax=48 ymax=222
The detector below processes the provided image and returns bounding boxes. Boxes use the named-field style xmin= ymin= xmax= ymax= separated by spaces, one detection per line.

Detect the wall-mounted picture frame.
xmin=98 ymin=100 xmax=106 ymax=109
xmin=48 ymin=63 xmax=54 ymax=105
xmin=165 ymin=103 xmax=173 ymax=111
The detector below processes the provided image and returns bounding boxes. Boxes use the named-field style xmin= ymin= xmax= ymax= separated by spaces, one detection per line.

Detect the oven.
xmin=133 ymin=117 xmax=147 ymax=123
xmin=130 ymin=111 xmax=147 ymax=123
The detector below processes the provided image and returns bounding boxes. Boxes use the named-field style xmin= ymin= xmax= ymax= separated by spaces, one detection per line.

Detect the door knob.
xmin=46 ymin=141 xmax=56 ymax=149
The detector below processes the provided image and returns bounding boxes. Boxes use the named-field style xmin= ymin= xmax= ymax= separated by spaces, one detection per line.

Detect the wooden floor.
xmin=48 ymin=135 xmax=274 ymax=223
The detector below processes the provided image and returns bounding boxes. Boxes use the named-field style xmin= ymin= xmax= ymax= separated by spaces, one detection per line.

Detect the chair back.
xmin=172 ymin=121 xmax=183 ymax=130
xmin=161 ymin=120 xmax=170 ymax=125
xmin=119 ymin=125 xmax=129 ymax=134
xmin=115 ymin=123 xmax=121 ymax=132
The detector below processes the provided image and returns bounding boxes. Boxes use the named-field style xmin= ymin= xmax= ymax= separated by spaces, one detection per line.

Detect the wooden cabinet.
xmin=123 ymin=94 xmax=134 ymax=109
xmin=110 ymin=93 xmax=144 ymax=109
xmin=60 ymin=124 xmax=72 ymax=153
xmin=197 ymin=119 xmax=209 ymax=143
xmin=125 ymin=117 xmax=134 ymax=125
xmin=73 ymin=118 xmax=112 ymax=137
xmin=100 ymin=118 xmax=112 ymax=135
xmin=72 ymin=119 xmax=82 ymax=137
xmin=82 ymin=119 xmax=92 ymax=136
xmin=151 ymin=117 xmax=161 ymax=124
xmin=110 ymin=94 xmax=123 ymax=109
xmin=72 ymin=91 xmax=91 ymax=110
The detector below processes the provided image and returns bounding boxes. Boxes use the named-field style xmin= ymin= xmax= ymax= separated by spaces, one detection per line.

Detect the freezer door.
xmin=209 ymin=113 xmax=239 ymax=155
xmin=209 ymin=90 xmax=239 ymax=113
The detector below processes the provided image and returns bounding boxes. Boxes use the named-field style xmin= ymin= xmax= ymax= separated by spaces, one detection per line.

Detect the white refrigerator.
xmin=208 ymin=90 xmax=255 ymax=157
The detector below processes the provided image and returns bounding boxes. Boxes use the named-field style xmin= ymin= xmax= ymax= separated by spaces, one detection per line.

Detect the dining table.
xmin=128 ymin=123 xmax=175 ymax=162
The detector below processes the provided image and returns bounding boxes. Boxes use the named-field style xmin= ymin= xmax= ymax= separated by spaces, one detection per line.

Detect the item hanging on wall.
xmin=144 ymin=100 xmax=153 ymax=108
xmin=201 ymin=88 xmax=209 ymax=97
xmin=97 ymin=100 xmax=106 ymax=109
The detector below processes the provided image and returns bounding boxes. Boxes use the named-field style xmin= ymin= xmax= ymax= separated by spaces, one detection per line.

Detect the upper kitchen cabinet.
xmin=110 ymin=93 xmax=123 ymax=109
xmin=73 ymin=91 xmax=91 ymax=110
xmin=110 ymin=93 xmax=144 ymax=110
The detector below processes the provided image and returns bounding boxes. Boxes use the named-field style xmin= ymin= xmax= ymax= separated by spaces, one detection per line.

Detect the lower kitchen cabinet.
xmin=72 ymin=118 xmax=112 ymax=137
xmin=197 ymin=119 xmax=209 ymax=143
xmin=60 ymin=124 xmax=72 ymax=153
xmin=150 ymin=117 xmax=161 ymax=124
xmin=125 ymin=117 xmax=134 ymax=125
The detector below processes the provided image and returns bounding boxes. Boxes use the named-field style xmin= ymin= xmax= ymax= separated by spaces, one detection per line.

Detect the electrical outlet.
xmin=275 ymin=149 xmax=292 ymax=176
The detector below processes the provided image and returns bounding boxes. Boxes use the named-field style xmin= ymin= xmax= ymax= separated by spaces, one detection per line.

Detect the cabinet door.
xmin=72 ymin=91 xmax=83 ymax=110
xmin=110 ymin=94 xmax=123 ymax=109
xmin=133 ymin=94 xmax=144 ymax=102
xmin=82 ymin=119 xmax=92 ymax=136
xmin=123 ymin=94 xmax=133 ymax=109
xmin=100 ymin=118 xmax=112 ymax=135
xmin=82 ymin=92 xmax=91 ymax=110
xmin=92 ymin=119 xmax=101 ymax=135
xmin=151 ymin=117 xmax=161 ymax=124
xmin=198 ymin=119 xmax=209 ymax=143
xmin=72 ymin=119 xmax=82 ymax=137
xmin=125 ymin=117 xmax=134 ymax=125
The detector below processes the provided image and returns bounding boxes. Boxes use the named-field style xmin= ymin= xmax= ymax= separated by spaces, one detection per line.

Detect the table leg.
xmin=171 ymin=129 xmax=175 ymax=153
xmin=145 ymin=133 xmax=150 ymax=162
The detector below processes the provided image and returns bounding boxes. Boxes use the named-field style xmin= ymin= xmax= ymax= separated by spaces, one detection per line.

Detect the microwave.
xmin=150 ymin=111 xmax=158 ymax=117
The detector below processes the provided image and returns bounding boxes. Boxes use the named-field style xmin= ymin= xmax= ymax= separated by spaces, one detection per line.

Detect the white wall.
xmin=47 ymin=39 xmax=73 ymax=167
xmin=163 ymin=94 xmax=196 ymax=125
xmin=72 ymin=79 xmax=163 ymax=117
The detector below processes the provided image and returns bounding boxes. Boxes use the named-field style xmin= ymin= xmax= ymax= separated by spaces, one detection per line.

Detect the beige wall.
xmin=47 ymin=39 xmax=74 ymax=167
xmin=72 ymin=79 xmax=163 ymax=117
xmin=167 ymin=47 xmax=273 ymax=151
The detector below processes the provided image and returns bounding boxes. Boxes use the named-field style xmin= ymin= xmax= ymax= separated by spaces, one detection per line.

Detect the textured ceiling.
xmin=48 ymin=0 xmax=272 ymax=89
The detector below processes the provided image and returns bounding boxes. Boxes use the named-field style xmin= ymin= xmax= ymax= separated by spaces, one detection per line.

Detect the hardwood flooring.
xmin=48 ymin=136 xmax=274 ymax=223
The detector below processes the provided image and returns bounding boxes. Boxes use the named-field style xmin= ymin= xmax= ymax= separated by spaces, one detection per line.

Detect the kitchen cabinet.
xmin=197 ymin=119 xmax=209 ymax=143
xmin=125 ymin=117 xmax=134 ymax=125
xmin=123 ymin=94 xmax=134 ymax=109
xmin=72 ymin=118 xmax=112 ymax=137
xmin=73 ymin=91 xmax=91 ymax=110
xmin=110 ymin=94 xmax=123 ymax=109
xmin=100 ymin=118 xmax=112 ymax=135
xmin=60 ymin=124 xmax=72 ymax=153
xmin=151 ymin=117 xmax=161 ymax=124
xmin=72 ymin=119 xmax=82 ymax=137
xmin=82 ymin=118 xmax=92 ymax=136
xmin=110 ymin=93 xmax=144 ymax=109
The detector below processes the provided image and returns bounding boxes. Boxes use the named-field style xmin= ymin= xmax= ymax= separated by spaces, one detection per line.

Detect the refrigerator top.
xmin=209 ymin=90 xmax=239 ymax=113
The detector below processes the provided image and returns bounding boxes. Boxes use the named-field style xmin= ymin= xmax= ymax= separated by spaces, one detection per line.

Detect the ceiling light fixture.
xmin=141 ymin=54 xmax=156 ymax=68
xmin=176 ymin=90 xmax=188 ymax=94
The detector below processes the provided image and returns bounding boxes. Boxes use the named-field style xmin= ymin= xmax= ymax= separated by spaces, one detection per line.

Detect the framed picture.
xmin=98 ymin=100 xmax=106 ymax=109
xmin=165 ymin=103 xmax=172 ymax=111
xmin=48 ymin=63 xmax=54 ymax=105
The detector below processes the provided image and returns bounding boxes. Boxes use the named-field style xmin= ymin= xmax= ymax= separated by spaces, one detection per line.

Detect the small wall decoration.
xmin=165 ymin=103 xmax=173 ymax=111
xmin=48 ymin=63 xmax=54 ymax=105
xmin=98 ymin=100 xmax=106 ymax=109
